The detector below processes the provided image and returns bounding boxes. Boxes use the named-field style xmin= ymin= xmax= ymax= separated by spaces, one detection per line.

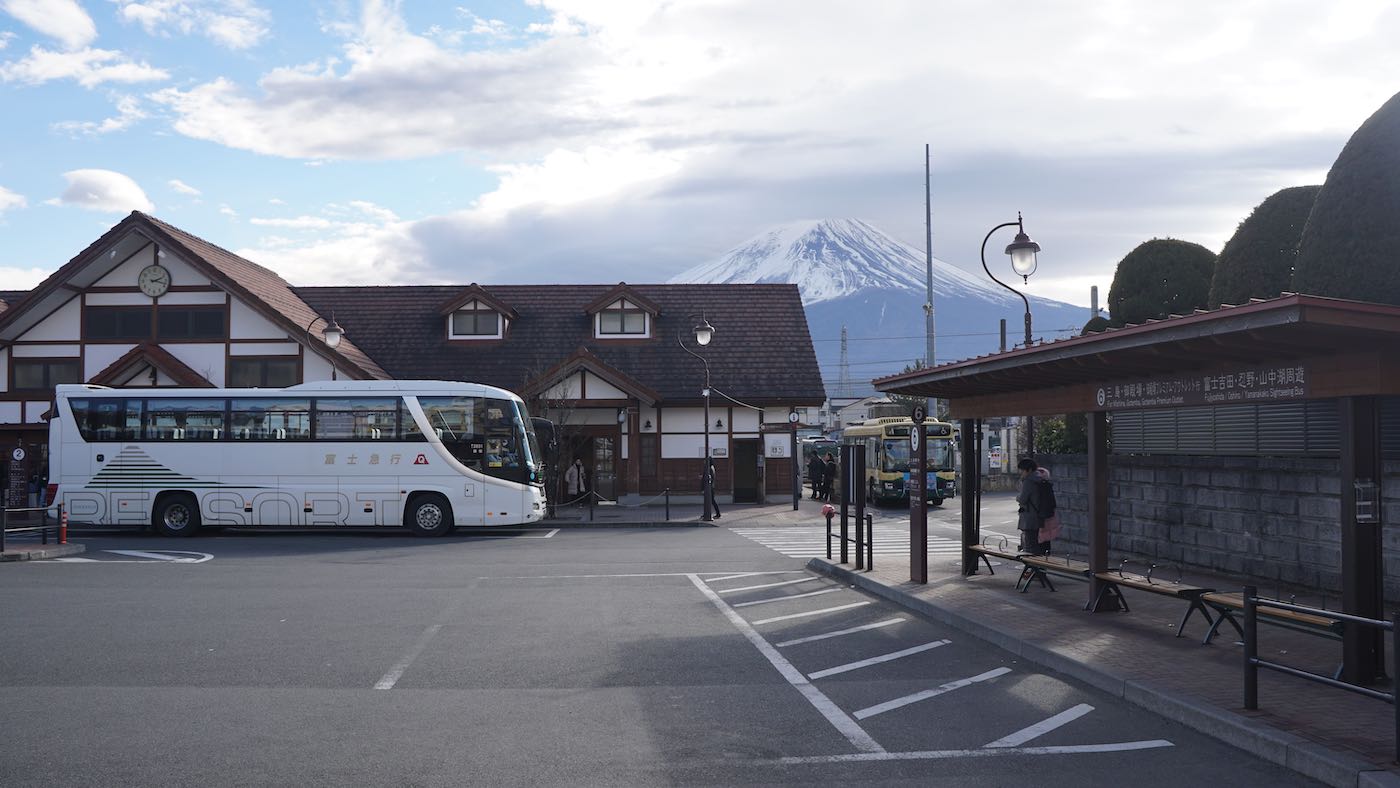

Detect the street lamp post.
xmin=304 ymin=313 xmax=344 ymax=381
xmin=981 ymin=212 xmax=1041 ymax=455
xmin=679 ymin=315 xmax=716 ymax=521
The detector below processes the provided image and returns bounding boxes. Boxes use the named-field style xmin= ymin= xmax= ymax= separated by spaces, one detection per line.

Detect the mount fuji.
xmin=669 ymin=219 xmax=1092 ymax=397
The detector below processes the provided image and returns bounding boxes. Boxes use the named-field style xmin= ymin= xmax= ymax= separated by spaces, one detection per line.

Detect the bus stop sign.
xmin=911 ymin=405 xmax=926 ymax=424
xmin=910 ymin=427 xmax=921 ymax=453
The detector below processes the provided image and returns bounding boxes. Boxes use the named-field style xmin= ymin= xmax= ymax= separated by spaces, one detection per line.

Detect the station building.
xmin=0 ymin=212 xmax=825 ymax=504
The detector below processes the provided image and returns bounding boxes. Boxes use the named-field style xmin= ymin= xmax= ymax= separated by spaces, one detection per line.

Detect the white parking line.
xmin=807 ymin=640 xmax=951 ymax=679
xmin=775 ymin=618 xmax=905 ymax=647
xmin=373 ymin=624 xmax=443 ymax=690
xmin=853 ymin=667 xmax=1012 ymax=719
xmin=718 ymin=577 xmax=820 ymax=594
xmin=751 ymin=602 xmax=871 ymax=626
xmin=984 ymin=704 xmax=1094 ymax=748
xmin=687 ymin=574 xmax=884 ymax=754
xmin=732 ymin=588 xmax=840 ymax=608
xmin=703 ymin=571 xmax=806 ymax=583
xmin=775 ymin=739 xmax=1173 ymax=764
xmin=104 ymin=549 xmax=213 ymax=563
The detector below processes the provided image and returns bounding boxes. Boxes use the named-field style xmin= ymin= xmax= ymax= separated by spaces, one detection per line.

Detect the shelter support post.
xmin=911 ymin=424 xmax=928 ymax=583
xmin=1086 ymin=411 xmax=1120 ymax=611
xmin=1340 ymin=396 xmax=1386 ymax=684
xmin=961 ymin=418 xmax=979 ymax=576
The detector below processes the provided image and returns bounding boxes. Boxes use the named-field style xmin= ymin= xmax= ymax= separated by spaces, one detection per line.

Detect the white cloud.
xmin=114 ymin=1 xmax=270 ymax=49
xmin=1 ymin=0 xmax=96 ymax=50
xmin=0 ymin=266 xmax=50 ymax=288
xmin=0 ymin=46 xmax=168 ymax=86
xmin=0 ymin=184 xmax=26 ymax=212
xmin=475 ymin=145 xmax=681 ymax=218
xmin=250 ymin=215 xmax=335 ymax=230
xmin=218 ymin=203 xmax=237 ymax=217
xmin=51 ymin=169 xmax=153 ymax=212
xmin=167 ymin=178 xmax=200 ymax=195
xmin=0 ymin=31 xmax=15 ymax=50
xmin=239 ymin=207 xmax=427 ymax=285
xmin=52 ymin=94 xmax=147 ymax=134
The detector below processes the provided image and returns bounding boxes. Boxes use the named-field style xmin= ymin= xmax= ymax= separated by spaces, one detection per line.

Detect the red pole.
xmin=59 ymin=504 xmax=67 ymax=545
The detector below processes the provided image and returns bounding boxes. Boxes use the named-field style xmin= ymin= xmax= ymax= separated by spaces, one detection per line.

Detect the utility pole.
xmin=839 ymin=324 xmax=851 ymax=398
xmin=924 ymin=144 xmax=938 ymax=419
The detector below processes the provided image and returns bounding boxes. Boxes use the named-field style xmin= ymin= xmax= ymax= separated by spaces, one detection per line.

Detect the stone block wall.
xmin=1036 ymin=454 xmax=1400 ymax=604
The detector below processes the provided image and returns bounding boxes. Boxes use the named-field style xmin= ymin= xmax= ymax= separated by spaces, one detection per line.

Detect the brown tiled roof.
xmin=89 ymin=342 xmax=215 ymax=388
xmin=295 ymin=283 xmax=825 ymax=405
xmin=137 ymin=214 xmax=389 ymax=380
xmin=582 ymin=282 xmax=661 ymax=315
xmin=435 ymin=283 xmax=518 ymax=319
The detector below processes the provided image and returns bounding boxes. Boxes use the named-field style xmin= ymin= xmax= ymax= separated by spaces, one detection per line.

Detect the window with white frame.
xmin=448 ymin=301 xmax=504 ymax=339
xmin=595 ymin=298 xmax=649 ymax=338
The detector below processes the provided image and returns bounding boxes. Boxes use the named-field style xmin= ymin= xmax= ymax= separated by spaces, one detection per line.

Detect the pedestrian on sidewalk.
xmin=807 ymin=452 xmax=825 ymax=499
xmin=565 ymin=457 xmax=587 ymax=506
xmin=701 ymin=458 xmax=721 ymax=519
xmin=821 ymin=452 xmax=837 ymax=501
xmin=1016 ymin=457 xmax=1053 ymax=554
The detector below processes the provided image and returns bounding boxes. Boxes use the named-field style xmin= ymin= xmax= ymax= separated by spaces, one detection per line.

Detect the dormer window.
xmin=448 ymin=300 xmax=505 ymax=340
xmin=596 ymin=298 xmax=649 ymax=338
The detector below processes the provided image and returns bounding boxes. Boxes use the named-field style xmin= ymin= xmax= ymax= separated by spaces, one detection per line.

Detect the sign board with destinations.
xmin=1094 ymin=364 xmax=1309 ymax=411
xmin=6 ymin=446 xmax=27 ymax=509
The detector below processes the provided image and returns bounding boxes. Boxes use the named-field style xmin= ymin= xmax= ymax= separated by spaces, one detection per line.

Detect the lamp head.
xmin=694 ymin=317 xmax=714 ymax=346
xmin=1004 ymin=213 xmax=1040 ymax=282
xmin=321 ymin=315 xmax=344 ymax=349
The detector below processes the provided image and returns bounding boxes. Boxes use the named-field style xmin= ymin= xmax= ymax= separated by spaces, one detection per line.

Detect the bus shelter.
xmin=874 ymin=294 xmax=1400 ymax=684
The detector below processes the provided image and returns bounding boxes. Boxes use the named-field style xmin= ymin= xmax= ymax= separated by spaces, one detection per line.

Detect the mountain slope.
xmin=672 ymin=219 xmax=1093 ymax=396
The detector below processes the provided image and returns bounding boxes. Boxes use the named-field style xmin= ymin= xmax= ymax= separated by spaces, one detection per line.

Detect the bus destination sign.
xmin=1095 ymin=364 xmax=1309 ymax=411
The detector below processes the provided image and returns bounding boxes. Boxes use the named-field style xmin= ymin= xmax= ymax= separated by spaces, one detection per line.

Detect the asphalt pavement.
xmin=0 ymin=519 xmax=1317 ymax=787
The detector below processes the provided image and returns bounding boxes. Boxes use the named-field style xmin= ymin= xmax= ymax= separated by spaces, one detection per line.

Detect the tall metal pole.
xmin=703 ymin=374 xmax=712 ymax=522
xmin=981 ymin=218 xmax=1036 ymax=457
xmin=924 ymin=144 xmax=937 ymax=418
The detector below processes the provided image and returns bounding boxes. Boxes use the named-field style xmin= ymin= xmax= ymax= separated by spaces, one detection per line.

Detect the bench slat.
xmin=1202 ymin=593 xmax=1342 ymax=630
xmin=1094 ymin=572 xmax=1210 ymax=597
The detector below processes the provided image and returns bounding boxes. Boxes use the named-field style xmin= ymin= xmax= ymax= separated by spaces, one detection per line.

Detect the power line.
xmin=810 ymin=326 xmax=1082 ymax=342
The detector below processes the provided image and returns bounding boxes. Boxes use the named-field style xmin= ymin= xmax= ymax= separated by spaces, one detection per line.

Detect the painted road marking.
xmin=808 ymin=640 xmax=951 ymax=679
xmin=52 ymin=550 xmax=213 ymax=563
xmin=775 ymin=739 xmax=1173 ymax=764
xmin=730 ymin=526 xmax=963 ymax=559
xmin=731 ymin=588 xmax=840 ymax=608
xmin=751 ymin=602 xmax=871 ymax=626
xmin=374 ymin=624 xmax=444 ymax=690
xmin=984 ymin=704 xmax=1095 ymax=748
xmin=853 ymin=667 xmax=1012 ymax=720
xmin=703 ymin=571 xmax=806 ymax=583
xmin=718 ymin=577 xmax=819 ymax=594
xmin=775 ymin=618 xmax=906 ymax=647
xmin=51 ymin=557 xmax=98 ymax=562
xmin=688 ymin=573 xmax=885 ymax=754
xmin=472 ymin=528 xmax=559 ymax=540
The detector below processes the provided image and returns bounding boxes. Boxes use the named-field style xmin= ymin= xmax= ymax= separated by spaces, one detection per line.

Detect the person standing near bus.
xmin=1016 ymin=457 xmax=1052 ymax=554
xmin=565 ymin=457 xmax=587 ymax=505
xmin=821 ymin=452 xmax=837 ymax=501
xmin=807 ymin=452 xmax=825 ymax=499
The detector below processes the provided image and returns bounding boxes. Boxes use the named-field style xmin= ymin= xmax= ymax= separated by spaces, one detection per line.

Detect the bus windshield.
xmin=417 ymin=396 xmax=540 ymax=485
xmin=882 ymin=438 xmax=956 ymax=473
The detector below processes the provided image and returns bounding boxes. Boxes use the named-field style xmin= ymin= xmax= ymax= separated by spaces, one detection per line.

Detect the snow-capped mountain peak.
xmin=669 ymin=218 xmax=1005 ymax=305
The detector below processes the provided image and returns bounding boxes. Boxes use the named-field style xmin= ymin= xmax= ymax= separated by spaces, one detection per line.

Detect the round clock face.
xmin=138 ymin=264 xmax=171 ymax=297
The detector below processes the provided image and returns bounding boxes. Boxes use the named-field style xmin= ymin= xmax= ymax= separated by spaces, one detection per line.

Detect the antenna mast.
xmin=839 ymin=324 xmax=851 ymax=399
xmin=924 ymin=144 xmax=938 ymax=417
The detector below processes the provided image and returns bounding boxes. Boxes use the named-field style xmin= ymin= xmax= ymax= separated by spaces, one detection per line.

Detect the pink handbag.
xmin=1038 ymin=514 xmax=1062 ymax=542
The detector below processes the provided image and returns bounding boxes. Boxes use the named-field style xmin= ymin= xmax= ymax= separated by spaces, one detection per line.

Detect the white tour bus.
xmin=48 ymin=380 xmax=546 ymax=537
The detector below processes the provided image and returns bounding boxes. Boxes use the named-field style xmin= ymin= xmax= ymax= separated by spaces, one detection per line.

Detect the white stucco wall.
xmin=20 ymin=297 xmax=81 ymax=341
xmin=230 ymin=342 xmax=298 ymax=356
xmin=84 ymin=344 xmax=137 ymax=379
xmin=661 ymin=407 xmax=705 ymax=432
xmin=12 ymin=344 xmax=79 ymax=357
xmin=162 ymin=343 xmax=225 ymax=386
xmin=94 ymin=245 xmax=211 ymax=288
xmin=583 ymin=372 xmax=627 ymax=399
xmin=230 ymin=299 xmax=289 ymax=340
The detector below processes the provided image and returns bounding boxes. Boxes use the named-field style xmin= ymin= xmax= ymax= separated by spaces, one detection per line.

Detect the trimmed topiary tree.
xmin=1208 ymin=185 xmax=1320 ymax=307
xmin=1081 ymin=315 xmax=1110 ymax=334
xmin=1293 ymin=91 xmax=1400 ymax=303
xmin=1106 ymin=238 xmax=1216 ymax=326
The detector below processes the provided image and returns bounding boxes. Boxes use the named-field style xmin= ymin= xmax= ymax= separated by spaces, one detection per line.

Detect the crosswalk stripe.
xmin=731 ymin=527 xmax=964 ymax=560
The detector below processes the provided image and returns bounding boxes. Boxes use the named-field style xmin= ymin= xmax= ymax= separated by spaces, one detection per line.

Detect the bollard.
xmin=866 ymin=513 xmax=874 ymax=570
xmin=59 ymin=504 xmax=67 ymax=545
xmin=589 ymin=491 xmax=595 ymax=522
xmin=665 ymin=489 xmax=670 ymax=521
xmin=41 ymin=506 xmax=48 ymax=545
xmin=1 ymin=505 xmax=6 ymax=553
xmin=822 ymin=504 xmax=835 ymax=560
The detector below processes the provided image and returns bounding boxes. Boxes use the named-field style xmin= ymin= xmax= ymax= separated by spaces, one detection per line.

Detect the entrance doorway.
xmin=560 ymin=431 xmax=619 ymax=503
xmin=732 ymin=439 xmax=761 ymax=503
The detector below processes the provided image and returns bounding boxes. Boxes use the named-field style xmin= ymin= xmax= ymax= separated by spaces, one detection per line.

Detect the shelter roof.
xmin=874 ymin=294 xmax=1400 ymax=416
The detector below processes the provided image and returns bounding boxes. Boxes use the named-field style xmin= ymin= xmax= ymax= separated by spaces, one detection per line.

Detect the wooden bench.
xmin=1018 ymin=554 xmax=1092 ymax=593
xmin=1196 ymin=592 xmax=1346 ymax=646
xmin=966 ymin=536 xmax=1025 ymax=576
xmin=1090 ymin=561 xmax=1214 ymax=630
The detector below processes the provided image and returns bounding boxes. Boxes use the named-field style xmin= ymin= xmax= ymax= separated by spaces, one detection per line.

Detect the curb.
xmin=541 ymin=521 xmax=716 ymax=528
xmin=808 ymin=558 xmax=1396 ymax=788
xmin=0 ymin=543 xmax=86 ymax=562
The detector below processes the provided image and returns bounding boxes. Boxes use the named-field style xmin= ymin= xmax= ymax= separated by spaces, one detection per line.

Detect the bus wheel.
xmin=930 ymin=497 xmax=944 ymax=507
xmin=405 ymin=494 xmax=453 ymax=537
xmin=153 ymin=494 xmax=201 ymax=537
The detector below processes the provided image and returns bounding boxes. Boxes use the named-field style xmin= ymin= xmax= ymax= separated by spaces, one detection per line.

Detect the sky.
xmin=0 ymin=0 xmax=1397 ymax=308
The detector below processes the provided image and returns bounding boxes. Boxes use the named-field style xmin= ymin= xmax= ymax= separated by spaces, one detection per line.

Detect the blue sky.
xmin=1 ymin=1 xmax=1398 ymax=305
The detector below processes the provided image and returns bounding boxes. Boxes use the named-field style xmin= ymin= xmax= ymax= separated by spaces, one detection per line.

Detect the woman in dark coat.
xmin=807 ymin=453 xmax=826 ymax=499
xmin=1016 ymin=457 xmax=1048 ymax=554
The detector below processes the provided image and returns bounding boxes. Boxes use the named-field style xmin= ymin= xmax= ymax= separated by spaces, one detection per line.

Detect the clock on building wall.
xmin=138 ymin=264 xmax=171 ymax=298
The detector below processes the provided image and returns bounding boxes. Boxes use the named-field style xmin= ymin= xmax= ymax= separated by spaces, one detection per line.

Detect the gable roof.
xmin=89 ymin=342 xmax=215 ymax=388
xmin=435 ymin=283 xmax=519 ymax=320
xmin=0 ymin=212 xmax=388 ymax=380
xmin=295 ymin=283 xmax=825 ymax=405
xmin=521 ymin=347 xmax=662 ymax=405
xmin=582 ymin=282 xmax=661 ymax=316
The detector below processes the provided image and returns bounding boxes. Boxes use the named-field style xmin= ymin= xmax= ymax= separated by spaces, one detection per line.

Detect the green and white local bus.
xmin=48 ymin=380 xmax=546 ymax=536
